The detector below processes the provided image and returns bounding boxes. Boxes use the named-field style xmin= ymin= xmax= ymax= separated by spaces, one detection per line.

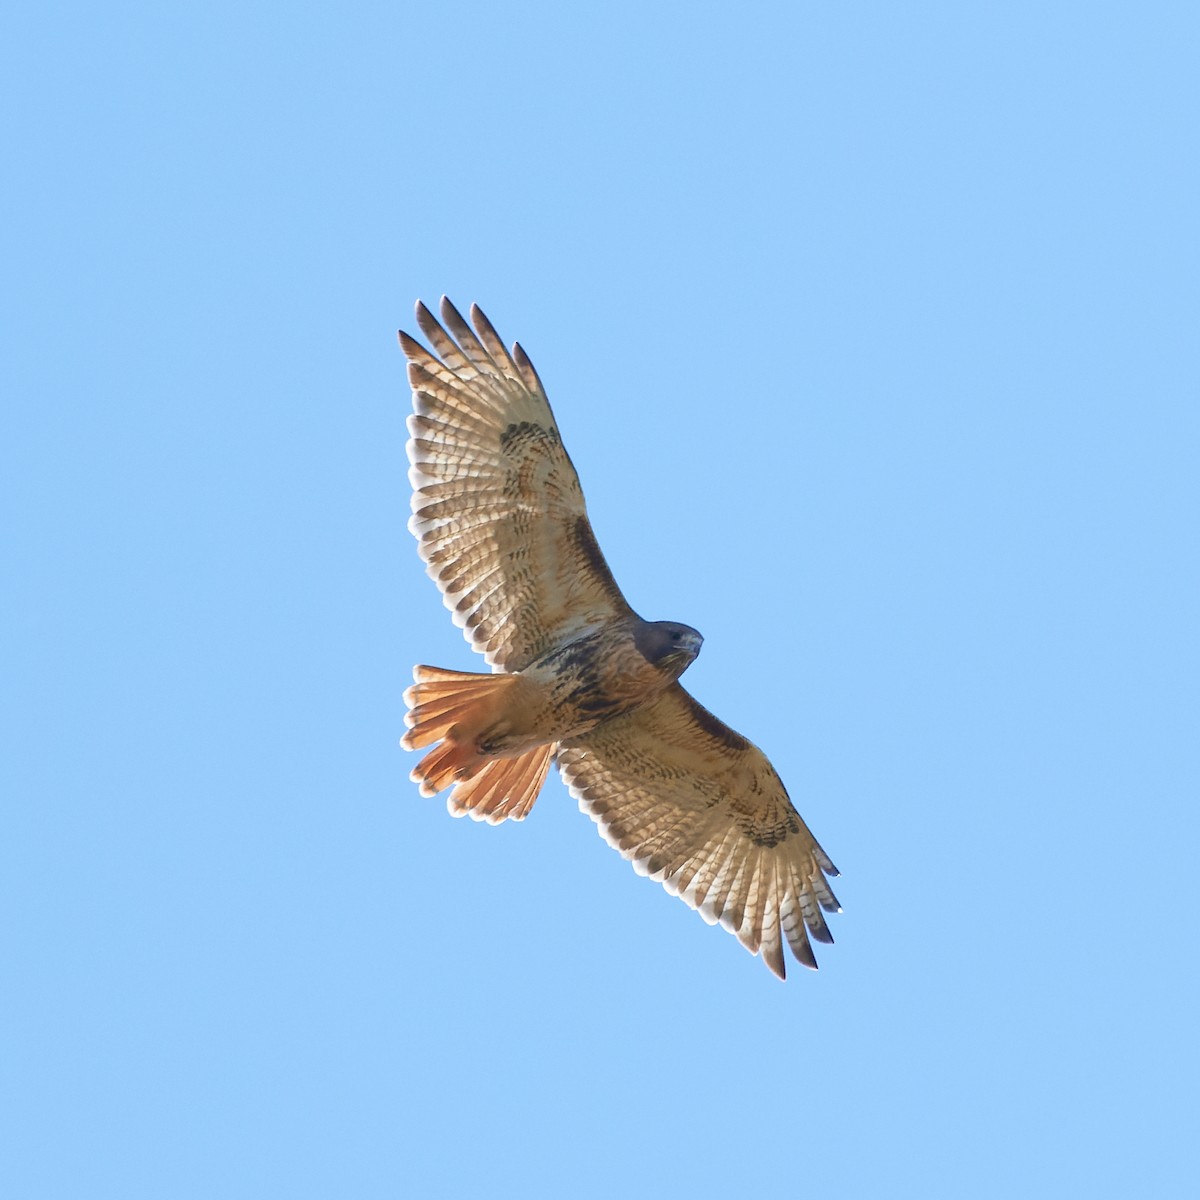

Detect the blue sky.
xmin=4 ymin=2 xmax=1198 ymax=1196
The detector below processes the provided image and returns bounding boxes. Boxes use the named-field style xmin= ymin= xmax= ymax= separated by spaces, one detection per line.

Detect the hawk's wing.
xmin=557 ymin=685 xmax=840 ymax=979
xmin=401 ymin=299 xmax=633 ymax=671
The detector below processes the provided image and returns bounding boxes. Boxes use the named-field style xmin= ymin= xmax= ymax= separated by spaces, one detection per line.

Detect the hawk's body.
xmin=400 ymin=299 xmax=840 ymax=978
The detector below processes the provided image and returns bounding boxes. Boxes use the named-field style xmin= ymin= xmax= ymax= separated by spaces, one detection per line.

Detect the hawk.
xmin=400 ymin=298 xmax=840 ymax=978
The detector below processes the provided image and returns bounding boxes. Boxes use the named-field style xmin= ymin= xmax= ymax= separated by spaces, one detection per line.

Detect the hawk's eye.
xmin=671 ymin=631 xmax=680 ymax=642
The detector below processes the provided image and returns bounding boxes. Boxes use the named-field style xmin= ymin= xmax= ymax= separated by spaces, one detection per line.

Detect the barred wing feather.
xmin=401 ymin=298 xmax=632 ymax=671
xmin=557 ymin=686 xmax=840 ymax=979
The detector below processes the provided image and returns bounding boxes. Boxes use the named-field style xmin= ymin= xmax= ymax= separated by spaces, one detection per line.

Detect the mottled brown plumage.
xmin=400 ymin=298 xmax=840 ymax=978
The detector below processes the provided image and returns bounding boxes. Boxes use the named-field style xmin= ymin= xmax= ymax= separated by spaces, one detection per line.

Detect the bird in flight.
xmin=399 ymin=298 xmax=840 ymax=978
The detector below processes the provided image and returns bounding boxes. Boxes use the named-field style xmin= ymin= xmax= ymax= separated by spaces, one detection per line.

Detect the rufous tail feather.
xmin=446 ymin=744 xmax=554 ymax=824
xmin=402 ymin=665 xmax=554 ymax=822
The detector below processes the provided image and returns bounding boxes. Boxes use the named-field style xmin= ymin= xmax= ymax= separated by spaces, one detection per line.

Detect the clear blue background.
xmin=4 ymin=2 xmax=1197 ymax=1196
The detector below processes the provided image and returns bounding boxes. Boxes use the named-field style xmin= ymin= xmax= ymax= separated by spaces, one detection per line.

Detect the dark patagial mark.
xmin=682 ymin=694 xmax=751 ymax=753
xmin=571 ymin=517 xmax=627 ymax=606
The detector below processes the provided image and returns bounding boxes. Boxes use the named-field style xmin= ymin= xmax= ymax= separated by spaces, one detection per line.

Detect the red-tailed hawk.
xmin=400 ymin=298 xmax=840 ymax=978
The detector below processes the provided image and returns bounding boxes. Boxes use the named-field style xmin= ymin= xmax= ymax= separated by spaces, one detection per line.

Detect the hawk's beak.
xmin=670 ymin=630 xmax=703 ymax=667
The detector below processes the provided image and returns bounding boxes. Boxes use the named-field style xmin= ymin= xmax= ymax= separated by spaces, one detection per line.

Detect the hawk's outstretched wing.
xmin=557 ymin=686 xmax=841 ymax=978
xmin=401 ymin=298 xmax=632 ymax=671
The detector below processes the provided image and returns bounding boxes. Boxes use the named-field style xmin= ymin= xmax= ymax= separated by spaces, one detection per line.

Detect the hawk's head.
xmin=634 ymin=620 xmax=704 ymax=679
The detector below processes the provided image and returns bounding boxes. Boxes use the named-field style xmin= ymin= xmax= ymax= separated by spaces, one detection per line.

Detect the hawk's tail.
xmin=445 ymin=743 xmax=554 ymax=824
xmin=402 ymin=665 xmax=554 ymax=824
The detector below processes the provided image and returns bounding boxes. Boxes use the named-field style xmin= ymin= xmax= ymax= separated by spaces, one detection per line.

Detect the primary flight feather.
xmin=400 ymin=298 xmax=840 ymax=978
